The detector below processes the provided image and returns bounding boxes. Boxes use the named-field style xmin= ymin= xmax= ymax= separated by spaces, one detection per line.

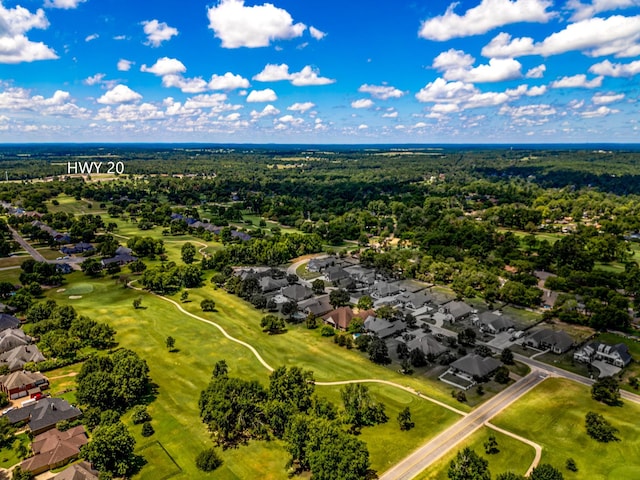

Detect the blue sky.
xmin=0 ymin=0 xmax=639 ymax=143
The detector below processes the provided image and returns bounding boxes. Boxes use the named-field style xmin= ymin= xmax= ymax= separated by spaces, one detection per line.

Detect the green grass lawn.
xmin=492 ymin=377 xmax=640 ymax=479
xmin=295 ymin=261 xmax=321 ymax=280
xmin=44 ymin=277 xmax=467 ymax=479
xmin=0 ymin=433 xmax=30 ymax=468
xmin=47 ymin=194 xmax=106 ymax=215
xmin=0 ymin=255 xmax=29 ymax=269
xmin=415 ymin=426 xmax=535 ymax=480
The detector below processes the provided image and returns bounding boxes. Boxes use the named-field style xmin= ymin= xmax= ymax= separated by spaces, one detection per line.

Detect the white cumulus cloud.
xmin=84 ymin=73 xmax=105 ymax=86
xmin=287 ymin=102 xmax=316 ymax=113
xmin=253 ymin=63 xmax=335 ymax=86
xmin=85 ymin=33 xmax=98 ymax=42
xmin=351 ymin=99 xmax=374 ymax=109
xmin=117 ymin=59 xmax=133 ymax=71
xmin=358 ymin=84 xmax=404 ymax=99
xmin=251 ymin=104 xmax=280 ymax=119
xmin=567 ymin=0 xmax=640 ymax=21
xmin=581 ymin=105 xmax=619 ymax=117
xmin=44 ymin=0 xmax=86 ymax=8
xmin=0 ymin=3 xmax=58 ymax=63
xmin=526 ymin=64 xmax=546 ymax=78
xmin=592 ymin=92 xmax=625 ymax=104
xmin=207 ymin=0 xmax=306 ymax=48
xmin=589 ymin=58 xmax=640 ymax=76
xmin=140 ymin=57 xmax=187 ymax=76
xmin=482 ymin=15 xmax=640 ymax=58
xmin=419 ymin=0 xmax=553 ymax=41
xmin=550 ymin=74 xmax=603 ymax=88
xmin=246 ymin=88 xmax=277 ymax=102
xmin=208 ymin=72 xmax=250 ymax=90
xmin=309 ymin=26 xmax=326 ymax=40
xmin=142 ymin=19 xmax=179 ymax=47
xmin=97 ymin=85 xmax=143 ymax=105
xmin=433 ymin=49 xmax=523 ymax=82
xmin=161 ymin=75 xmax=208 ymax=93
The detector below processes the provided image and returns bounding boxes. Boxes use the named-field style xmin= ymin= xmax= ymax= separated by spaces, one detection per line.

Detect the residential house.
xmin=55 ymin=263 xmax=73 ymax=275
xmin=325 ymin=266 xmax=350 ymax=284
xmin=0 ymin=370 xmax=48 ymax=400
xmin=0 ymin=328 xmax=31 ymax=353
xmin=307 ymin=257 xmax=337 ymax=273
xmin=52 ymin=461 xmax=99 ymax=480
xmin=7 ymin=398 xmax=82 ymax=435
xmin=344 ymin=265 xmax=376 ymax=286
xmin=60 ymin=243 xmax=94 ymax=255
xmin=259 ymin=276 xmax=288 ymax=293
xmin=19 ymin=426 xmax=89 ymax=475
xmin=0 ymin=345 xmax=46 ymax=371
xmin=322 ymin=308 xmax=375 ymax=331
xmin=281 ymin=284 xmax=313 ymax=302
xmin=449 ymin=354 xmax=501 ymax=380
xmin=524 ymin=329 xmax=574 ymax=354
xmin=476 ymin=312 xmax=515 ymax=334
xmin=405 ymin=333 xmax=448 ymax=357
xmin=371 ymin=281 xmax=400 ymax=299
xmin=0 ymin=313 xmax=20 ymax=332
xmin=363 ymin=315 xmax=405 ymax=339
xmin=442 ymin=301 xmax=473 ymax=322
xmin=397 ymin=291 xmax=432 ymax=310
xmin=574 ymin=342 xmax=632 ymax=368
xmin=299 ymin=295 xmax=333 ymax=317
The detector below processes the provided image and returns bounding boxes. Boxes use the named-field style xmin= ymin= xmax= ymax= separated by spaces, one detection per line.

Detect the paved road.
xmin=8 ymin=225 xmax=46 ymax=262
xmin=380 ymin=371 xmax=547 ymax=480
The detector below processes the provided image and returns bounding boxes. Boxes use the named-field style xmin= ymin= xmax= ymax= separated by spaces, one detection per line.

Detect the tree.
xmin=132 ymin=297 xmax=142 ymax=309
xmin=585 ymin=411 xmax=619 ymax=442
xmin=500 ymin=348 xmax=514 ymax=365
xmin=565 ymin=458 xmax=577 ymax=472
xmin=268 ymin=366 xmax=315 ymax=414
xmin=410 ymin=347 xmax=428 ymax=367
xmin=261 ymin=315 xmax=286 ymax=334
xmin=131 ymin=405 xmax=151 ymax=425
xmin=483 ymin=434 xmax=498 ymax=454
xmin=368 ymin=336 xmax=391 ymax=365
xmin=458 ymin=328 xmax=476 ymax=346
xmin=396 ymin=342 xmax=409 ymax=359
xmin=329 ymin=288 xmax=350 ymax=309
xmin=165 ymin=336 xmax=175 ymax=351
xmin=0 ymin=417 xmax=15 ymax=448
xmin=495 ymin=474 xmax=525 ymax=480
xmin=397 ymin=406 xmax=414 ymax=431
xmin=447 ymin=448 xmax=490 ymax=480
xmin=281 ymin=300 xmax=298 ymax=319
xmin=341 ymin=383 xmax=388 ymax=430
xmin=591 ymin=375 xmax=622 ymax=406
xmin=201 ymin=299 xmax=216 ymax=311
xmin=312 ymin=278 xmax=325 ymax=295
xmin=180 ymin=290 xmax=189 ymax=302
xmin=11 ymin=467 xmax=32 ymax=480
xmin=141 ymin=422 xmax=154 ymax=437
xmin=195 ymin=448 xmax=223 ymax=472
xmin=529 ymin=464 xmax=564 ymax=480
xmin=81 ymin=258 xmax=103 ymax=277
xmin=474 ymin=345 xmax=492 ymax=357
xmin=81 ymin=422 xmax=137 ymax=476
xmin=494 ymin=366 xmax=510 ymax=384
xmin=357 ymin=295 xmax=373 ymax=310
xmin=181 ymin=242 xmax=196 ymax=264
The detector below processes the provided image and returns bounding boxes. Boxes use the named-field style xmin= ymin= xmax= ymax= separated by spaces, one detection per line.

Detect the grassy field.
xmin=43 ymin=274 xmax=468 ymax=479
xmin=0 ymin=432 xmax=30 ymax=468
xmin=46 ymin=194 xmax=107 ymax=215
xmin=492 ymin=377 xmax=640 ymax=479
xmin=0 ymin=255 xmax=30 ymax=269
xmin=415 ymin=426 xmax=535 ymax=480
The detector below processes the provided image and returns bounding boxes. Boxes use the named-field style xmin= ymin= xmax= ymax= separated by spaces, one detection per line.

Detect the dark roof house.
xmin=282 ymin=284 xmax=313 ymax=302
xmin=299 ymin=295 xmax=333 ymax=317
xmin=7 ymin=398 xmax=82 ymax=435
xmin=450 ymin=354 xmax=501 ymax=379
xmin=363 ymin=315 xmax=405 ymax=338
xmin=0 ymin=328 xmax=31 ymax=353
xmin=0 ymin=345 xmax=46 ymax=371
xmin=525 ymin=329 xmax=574 ymax=354
xmin=0 ymin=313 xmax=20 ymax=332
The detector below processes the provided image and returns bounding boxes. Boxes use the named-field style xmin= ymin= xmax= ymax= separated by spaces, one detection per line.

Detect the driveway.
xmin=592 ymin=360 xmax=621 ymax=378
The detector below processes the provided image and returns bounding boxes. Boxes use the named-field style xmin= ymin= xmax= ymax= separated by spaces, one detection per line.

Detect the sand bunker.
xmin=57 ymin=288 xmax=66 ymax=292
xmin=68 ymin=295 xmax=83 ymax=299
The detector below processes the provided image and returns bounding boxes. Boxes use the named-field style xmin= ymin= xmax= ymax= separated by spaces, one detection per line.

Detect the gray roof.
xmin=528 ymin=329 xmax=574 ymax=351
xmin=299 ymin=295 xmax=333 ymax=316
xmin=281 ymin=284 xmax=313 ymax=302
xmin=593 ymin=342 xmax=632 ymax=364
xmin=451 ymin=354 xmax=501 ymax=378
xmin=7 ymin=398 xmax=82 ymax=433
xmin=0 ymin=314 xmax=20 ymax=332
xmin=407 ymin=333 xmax=448 ymax=357
xmin=51 ymin=461 xmax=99 ymax=480
xmin=364 ymin=316 xmax=404 ymax=338
xmin=0 ymin=329 xmax=31 ymax=353
xmin=325 ymin=266 xmax=349 ymax=282
xmin=259 ymin=276 xmax=288 ymax=292
xmin=0 ymin=345 xmax=46 ymax=371
xmin=373 ymin=281 xmax=400 ymax=297
xmin=445 ymin=301 xmax=473 ymax=319
xmin=479 ymin=312 xmax=514 ymax=331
